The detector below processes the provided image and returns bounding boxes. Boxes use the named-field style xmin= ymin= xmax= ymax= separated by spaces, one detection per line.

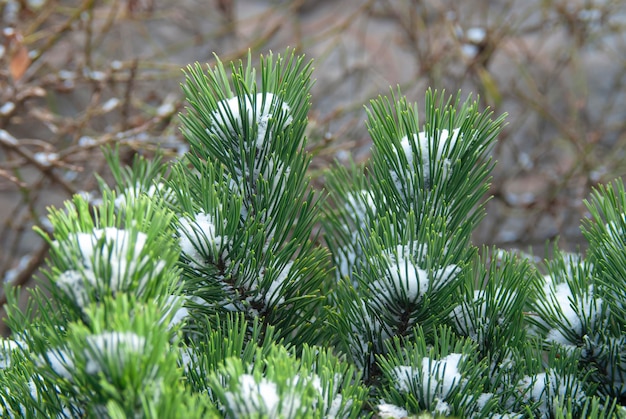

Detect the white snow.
xmin=377 ymin=402 xmax=409 ymax=418
xmin=528 ymin=373 xmax=548 ymax=415
xmin=44 ymin=349 xmax=75 ymax=380
xmin=114 ymin=182 xmax=173 ymax=210
xmin=606 ymin=217 xmax=626 ymax=243
xmin=156 ymin=101 xmax=175 ymax=117
xmin=539 ymin=275 xmax=603 ymax=350
xmin=450 ymin=290 xmax=486 ymax=342
xmin=393 ymin=365 xmax=417 ymax=392
xmin=84 ymin=331 xmax=146 ymax=375
xmin=101 ymin=98 xmax=119 ymax=112
xmin=372 ymin=244 xmax=429 ymax=303
xmin=325 ymin=393 xmax=344 ymax=419
xmin=55 ymin=270 xmax=91 ymax=308
xmin=224 ymin=374 xmax=280 ymax=417
xmin=209 ymin=93 xmax=292 ymax=149
xmin=264 ymin=261 xmax=293 ymax=307
xmin=0 ymin=102 xmax=15 ymax=115
xmin=466 ymin=27 xmax=487 ymax=44
xmin=78 ymin=135 xmax=98 ymax=147
xmin=345 ymin=189 xmax=377 ymax=219
xmin=161 ymin=295 xmax=189 ymax=329
xmin=386 ymin=256 xmax=429 ymax=302
xmin=521 ymin=370 xmax=586 ymax=419
xmin=392 ymin=353 xmax=465 ymax=414
xmin=78 ymin=227 xmax=147 ymax=276
xmin=372 ymin=243 xmax=460 ymax=307
xmin=0 ymin=338 xmax=21 ymax=369
xmin=461 ymin=43 xmax=480 ymax=59
xmin=336 ymin=244 xmax=358 ymax=280
xmin=434 ymin=398 xmax=451 ymax=415
xmin=394 ymin=128 xmax=461 ymax=189
xmin=0 ymin=129 xmax=18 ymax=145
xmin=53 ymin=227 xmax=161 ymax=308
xmin=178 ymin=212 xmax=227 ymax=269
xmin=436 ymin=264 xmax=461 ymax=289
xmin=422 ymin=353 xmax=464 ymax=400
xmin=33 ymin=152 xmax=59 ymax=167
xmin=476 ymin=392 xmax=493 ymax=410
xmin=179 ymin=346 xmax=202 ymax=376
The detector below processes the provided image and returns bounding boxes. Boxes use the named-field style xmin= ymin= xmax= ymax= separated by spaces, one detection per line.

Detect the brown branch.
xmin=0 ymin=130 xmax=77 ymax=195
xmin=0 ymin=240 xmax=49 ymax=307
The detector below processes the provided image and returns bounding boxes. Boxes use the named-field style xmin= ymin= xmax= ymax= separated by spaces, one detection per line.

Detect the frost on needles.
xmin=0 ymin=49 xmax=625 ymax=418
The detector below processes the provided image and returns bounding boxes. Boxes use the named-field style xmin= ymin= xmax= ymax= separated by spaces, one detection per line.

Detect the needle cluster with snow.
xmin=371 ymin=243 xmax=460 ymax=308
xmin=207 ymin=93 xmax=292 ymax=150
xmin=392 ymin=128 xmax=462 ymax=190
xmin=53 ymin=228 xmax=164 ymax=308
xmin=178 ymin=212 xmax=228 ymax=270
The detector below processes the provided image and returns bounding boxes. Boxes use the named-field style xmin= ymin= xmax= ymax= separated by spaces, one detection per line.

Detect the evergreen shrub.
xmin=1 ymin=49 xmax=625 ymax=419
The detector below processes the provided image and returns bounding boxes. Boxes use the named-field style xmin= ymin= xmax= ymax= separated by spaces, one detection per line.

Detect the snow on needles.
xmin=222 ymin=371 xmax=347 ymax=419
xmin=519 ymin=369 xmax=586 ymax=418
xmin=225 ymin=374 xmax=281 ymax=417
xmin=262 ymin=261 xmax=293 ymax=307
xmin=84 ymin=331 xmax=146 ymax=375
xmin=114 ymin=182 xmax=173 ymax=210
xmin=450 ymin=289 xmax=488 ymax=343
xmin=53 ymin=228 xmax=165 ymax=308
xmin=178 ymin=212 xmax=227 ymax=269
xmin=42 ymin=332 xmax=147 ymax=380
xmin=393 ymin=128 xmax=461 ymax=189
xmin=371 ymin=243 xmax=460 ymax=308
xmin=392 ymin=352 xmax=465 ymax=416
xmin=208 ymin=93 xmax=292 ymax=149
xmin=0 ymin=338 xmax=21 ymax=369
xmin=536 ymin=274 xmax=603 ymax=351
xmin=43 ymin=348 xmax=75 ymax=380
xmin=333 ymin=189 xmax=377 ymax=280
xmin=376 ymin=403 xmax=408 ymax=418
xmin=345 ymin=189 xmax=377 ymax=221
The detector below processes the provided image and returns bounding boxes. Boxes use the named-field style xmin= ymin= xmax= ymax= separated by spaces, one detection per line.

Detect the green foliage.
xmin=451 ymin=248 xmax=538 ymax=360
xmin=580 ymin=180 xmax=626 ymax=400
xmin=1 ymin=48 xmax=625 ymax=418
xmin=377 ymin=326 xmax=494 ymax=417
xmin=323 ymin=90 xmax=504 ymax=380
xmin=208 ymin=344 xmax=367 ymax=418
xmin=176 ymin=50 xmax=329 ymax=347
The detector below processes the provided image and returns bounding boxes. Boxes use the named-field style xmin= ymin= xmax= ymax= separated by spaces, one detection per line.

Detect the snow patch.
xmin=85 ymin=331 xmax=146 ymax=375
xmin=53 ymin=228 xmax=162 ymax=308
xmin=178 ymin=212 xmax=228 ymax=269
xmin=208 ymin=93 xmax=292 ymax=149
xmin=393 ymin=128 xmax=462 ymax=189
xmin=377 ymin=402 xmax=409 ymax=418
